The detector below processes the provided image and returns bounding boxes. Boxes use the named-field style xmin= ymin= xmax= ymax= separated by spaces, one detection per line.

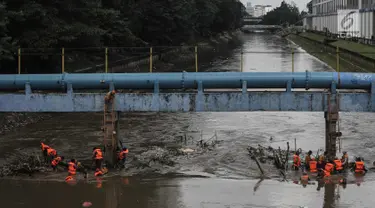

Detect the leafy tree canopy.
xmin=0 ymin=0 xmax=245 ymax=64
xmin=261 ymin=1 xmax=304 ymax=26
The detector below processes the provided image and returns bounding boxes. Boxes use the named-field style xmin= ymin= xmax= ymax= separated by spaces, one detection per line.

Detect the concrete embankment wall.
xmin=287 ymin=32 xmax=375 ymax=72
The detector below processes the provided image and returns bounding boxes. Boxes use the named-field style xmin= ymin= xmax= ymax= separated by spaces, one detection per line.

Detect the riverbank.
xmin=287 ymin=32 xmax=375 ymax=72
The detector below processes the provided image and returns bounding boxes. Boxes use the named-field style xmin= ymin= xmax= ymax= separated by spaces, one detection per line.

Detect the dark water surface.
xmin=1 ymin=34 xmax=375 ymax=208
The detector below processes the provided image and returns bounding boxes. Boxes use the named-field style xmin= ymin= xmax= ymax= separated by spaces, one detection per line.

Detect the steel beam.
xmin=0 ymin=91 xmax=371 ymax=112
xmin=0 ymin=72 xmax=374 ymax=90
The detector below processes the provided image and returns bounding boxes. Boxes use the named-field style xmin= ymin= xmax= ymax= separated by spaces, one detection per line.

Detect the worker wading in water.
xmin=333 ymin=157 xmax=343 ymax=173
xmin=65 ymin=159 xmax=77 ymax=182
xmin=304 ymin=151 xmax=312 ymax=170
xmin=51 ymin=155 xmax=64 ymax=171
xmin=309 ymin=157 xmax=318 ymax=173
xmin=317 ymin=151 xmax=327 ymax=170
xmin=118 ymin=147 xmax=129 ymax=168
xmin=325 ymin=160 xmax=334 ymax=173
xmin=342 ymin=151 xmax=349 ymax=168
xmin=95 ymin=168 xmax=104 ymax=177
xmin=47 ymin=148 xmax=57 ymax=162
xmin=354 ymin=157 xmax=367 ymax=174
xmin=300 ymin=172 xmax=310 ymax=187
xmin=92 ymin=147 xmax=104 ymax=170
xmin=40 ymin=142 xmax=51 ymax=163
xmin=293 ymin=152 xmax=301 ymax=171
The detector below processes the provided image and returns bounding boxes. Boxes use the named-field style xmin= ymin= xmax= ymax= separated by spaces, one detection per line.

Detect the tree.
xmin=0 ymin=3 xmax=14 ymax=61
xmin=0 ymin=0 xmax=246 ymax=73
xmin=261 ymin=1 xmax=303 ymax=26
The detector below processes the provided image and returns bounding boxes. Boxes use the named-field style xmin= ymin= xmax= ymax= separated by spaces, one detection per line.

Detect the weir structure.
xmin=0 ymin=71 xmax=374 ymax=164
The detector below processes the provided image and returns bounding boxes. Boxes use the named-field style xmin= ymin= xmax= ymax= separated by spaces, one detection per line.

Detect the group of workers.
xmin=40 ymin=142 xmax=129 ymax=182
xmin=293 ymin=150 xmax=368 ymax=182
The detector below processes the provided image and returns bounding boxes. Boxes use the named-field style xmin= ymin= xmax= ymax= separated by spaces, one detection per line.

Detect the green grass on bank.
xmin=287 ymin=34 xmax=374 ymax=72
xmin=300 ymin=32 xmax=375 ymax=60
xmin=299 ymin=32 xmax=325 ymax=43
xmin=331 ymin=40 xmax=375 ymax=60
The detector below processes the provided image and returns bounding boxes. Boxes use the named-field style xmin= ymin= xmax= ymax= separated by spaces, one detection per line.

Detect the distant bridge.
xmin=243 ymin=17 xmax=262 ymax=24
xmin=242 ymin=25 xmax=282 ymax=29
xmin=241 ymin=25 xmax=282 ymax=33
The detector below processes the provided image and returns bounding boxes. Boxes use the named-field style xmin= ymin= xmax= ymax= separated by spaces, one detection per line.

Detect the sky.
xmin=240 ymin=0 xmax=310 ymax=12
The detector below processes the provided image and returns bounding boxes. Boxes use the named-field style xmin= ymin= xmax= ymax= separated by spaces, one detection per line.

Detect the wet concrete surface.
xmin=1 ymin=34 xmax=375 ymax=207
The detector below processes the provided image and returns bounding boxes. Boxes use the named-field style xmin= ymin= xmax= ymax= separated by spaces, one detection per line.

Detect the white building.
xmin=303 ymin=0 xmax=375 ymax=39
xmin=253 ymin=5 xmax=272 ymax=17
xmin=246 ymin=2 xmax=255 ymax=16
xmin=265 ymin=5 xmax=273 ymax=13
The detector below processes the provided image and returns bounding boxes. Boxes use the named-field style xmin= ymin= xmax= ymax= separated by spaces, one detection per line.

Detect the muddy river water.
xmin=1 ymin=34 xmax=375 ymax=208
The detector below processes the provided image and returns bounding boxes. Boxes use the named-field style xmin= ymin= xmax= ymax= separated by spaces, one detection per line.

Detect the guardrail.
xmin=6 ymin=46 xmax=375 ymax=74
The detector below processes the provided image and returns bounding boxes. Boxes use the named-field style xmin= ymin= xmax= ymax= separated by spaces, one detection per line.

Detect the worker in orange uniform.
xmin=341 ymin=151 xmax=349 ymax=168
xmin=46 ymin=148 xmax=57 ymax=163
xmin=118 ymin=147 xmax=129 ymax=168
xmin=92 ymin=147 xmax=104 ymax=170
xmin=105 ymin=90 xmax=116 ymax=103
xmin=304 ymin=150 xmax=312 ymax=170
xmin=321 ymin=168 xmax=331 ymax=178
xmin=309 ymin=157 xmax=318 ymax=173
xmin=324 ymin=160 xmax=334 ymax=174
xmin=333 ymin=157 xmax=343 ymax=173
xmin=40 ymin=142 xmax=51 ymax=162
xmin=293 ymin=152 xmax=301 ymax=171
xmin=300 ymin=172 xmax=310 ymax=181
xmin=317 ymin=151 xmax=327 ymax=170
xmin=354 ymin=157 xmax=367 ymax=174
xmin=95 ymin=168 xmax=104 ymax=177
xmin=51 ymin=155 xmax=64 ymax=171
xmin=300 ymin=172 xmax=310 ymax=187
xmin=68 ymin=159 xmax=77 ymax=176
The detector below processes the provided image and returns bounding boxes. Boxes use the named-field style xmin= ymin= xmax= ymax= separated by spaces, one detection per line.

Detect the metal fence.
xmin=10 ymin=45 xmax=375 ymax=74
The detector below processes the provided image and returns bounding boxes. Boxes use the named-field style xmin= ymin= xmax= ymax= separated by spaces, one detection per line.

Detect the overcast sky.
xmin=240 ymin=0 xmax=310 ymax=12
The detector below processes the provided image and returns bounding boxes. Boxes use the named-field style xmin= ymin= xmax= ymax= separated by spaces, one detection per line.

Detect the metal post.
xmin=105 ymin=48 xmax=108 ymax=73
xmin=336 ymin=46 xmax=340 ymax=85
xmin=149 ymin=47 xmax=153 ymax=73
xmin=61 ymin=48 xmax=65 ymax=73
xmin=240 ymin=49 xmax=244 ymax=72
xmin=336 ymin=46 xmax=340 ymax=72
xmin=195 ymin=46 xmax=198 ymax=72
xmin=18 ymin=48 xmax=21 ymax=74
xmin=291 ymin=48 xmax=294 ymax=73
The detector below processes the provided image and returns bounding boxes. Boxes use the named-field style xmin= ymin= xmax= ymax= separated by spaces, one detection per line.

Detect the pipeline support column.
xmin=103 ymin=95 xmax=120 ymax=167
xmin=324 ymin=91 xmax=340 ymax=160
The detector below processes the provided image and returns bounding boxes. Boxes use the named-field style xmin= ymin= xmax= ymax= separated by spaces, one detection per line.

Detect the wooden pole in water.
xmin=294 ymin=138 xmax=297 ymax=153
xmin=251 ymin=154 xmax=265 ymax=176
xmin=285 ymin=142 xmax=290 ymax=170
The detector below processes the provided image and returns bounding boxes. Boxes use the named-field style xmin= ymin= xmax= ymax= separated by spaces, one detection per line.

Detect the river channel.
xmin=1 ymin=33 xmax=375 ymax=208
